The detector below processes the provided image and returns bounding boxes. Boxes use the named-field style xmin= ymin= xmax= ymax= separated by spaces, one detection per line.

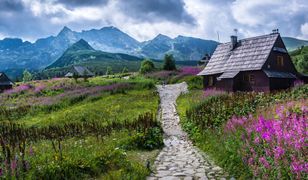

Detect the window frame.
xmin=208 ymin=76 xmax=214 ymax=86
xmin=248 ymin=74 xmax=255 ymax=85
xmin=277 ymin=56 xmax=284 ymax=66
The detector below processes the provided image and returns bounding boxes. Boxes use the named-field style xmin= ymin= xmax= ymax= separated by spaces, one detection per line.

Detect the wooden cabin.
xmin=65 ymin=66 xmax=94 ymax=78
xmin=198 ymin=32 xmax=305 ymax=92
xmin=0 ymin=72 xmax=14 ymax=92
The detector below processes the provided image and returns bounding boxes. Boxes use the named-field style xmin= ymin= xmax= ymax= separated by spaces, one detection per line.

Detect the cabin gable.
xmin=263 ymin=36 xmax=298 ymax=74
xmin=0 ymin=73 xmax=14 ymax=91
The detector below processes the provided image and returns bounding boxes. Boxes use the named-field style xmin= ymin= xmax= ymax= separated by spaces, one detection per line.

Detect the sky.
xmin=0 ymin=0 xmax=307 ymax=42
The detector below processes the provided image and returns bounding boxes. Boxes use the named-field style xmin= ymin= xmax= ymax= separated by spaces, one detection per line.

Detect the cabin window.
xmin=208 ymin=76 xmax=213 ymax=86
xmin=243 ymin=74 xmax=249 ymax=81
xmin=277 ymin=56 xmax=284 ymax=66
xmin=249 ymin=74 xmax=255 ymax=84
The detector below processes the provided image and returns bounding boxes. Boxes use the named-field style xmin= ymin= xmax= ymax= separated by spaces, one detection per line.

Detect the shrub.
xmin=130 ymin=127 xmax=164 ymax=150
xmin=23 ymin=70 xmax=33 ymax=82
xmin=140 ymin=59 xmax=155 ymax=74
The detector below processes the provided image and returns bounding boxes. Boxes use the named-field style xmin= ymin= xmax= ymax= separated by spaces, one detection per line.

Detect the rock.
xmin=173 ymin=172 xmax=187 ymax=177
xmin=207 ymin=172 xmax=215 ymax=176
xmin=160 ymin=176 xmax=178 ymax=180
xmin=212 ymin=167 xmax=222 ymax=171
xmin=184 ymin=177 xmax=193 ymax=180
xmin=156 ymin=170 xmax=171 ymax=177
xmin=195 ymin=172 xmax=206 ymax=177
xmin=198 ymin=177 xmax=209 ymax=180
xmin=184 ymin=169 xmax=195 ymax=174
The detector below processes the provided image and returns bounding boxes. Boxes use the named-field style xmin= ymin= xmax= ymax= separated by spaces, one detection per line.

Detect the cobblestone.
xmin=147 ymin=83 xmax=227 ymax=180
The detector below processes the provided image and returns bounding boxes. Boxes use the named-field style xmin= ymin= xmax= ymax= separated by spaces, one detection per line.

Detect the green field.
xmin=0 ymin=75 xmax=163 ymax=179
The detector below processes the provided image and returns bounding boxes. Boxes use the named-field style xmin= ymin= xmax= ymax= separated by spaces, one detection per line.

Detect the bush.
xmin=130 ymin=127 xmax=164 ymax=150
xmin=23 ymin=70 xmax=33 ymax=82
xmin=140 ymin=59 xmax=155 ymax=74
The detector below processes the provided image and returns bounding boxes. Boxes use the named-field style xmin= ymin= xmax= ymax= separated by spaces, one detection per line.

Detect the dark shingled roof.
xmin=0 ymin=72 xmax=14 ymax=85
xmin=65 ymin=66 xmax=94 ymax=77
xmin=217 ymin=71 xmax=239 ymax=80
xmin=263 ymin=70 xmax=296 ymax=79
xmin=198 ymin=33 xmax=279 ymax=76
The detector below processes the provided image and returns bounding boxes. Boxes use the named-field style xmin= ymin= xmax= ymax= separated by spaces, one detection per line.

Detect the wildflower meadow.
xmin=177 ymin=84 xmax=308 ymax=179
xmin=0 ymin=75 xmax=163 ymax=179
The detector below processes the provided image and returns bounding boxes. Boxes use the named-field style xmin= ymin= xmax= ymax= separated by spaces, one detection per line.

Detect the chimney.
xmin=230 ymin=35 xmax=237 ymax=50
xmin=272 ymin=29 xmax=279 ymax=34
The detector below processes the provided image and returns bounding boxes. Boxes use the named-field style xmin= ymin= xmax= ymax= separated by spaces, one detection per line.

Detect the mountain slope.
xmin=140 ymin=34 xmax=219 ymax=61
xmin=46 ymin=39 xmax=142 ymax=70
xmin=81 ymin=26 xmax=140 ymax=53
xmin=141 ymin=34 xmax=173 ymax=59
xmin=282 ymin=37 xmax=308 ymax=51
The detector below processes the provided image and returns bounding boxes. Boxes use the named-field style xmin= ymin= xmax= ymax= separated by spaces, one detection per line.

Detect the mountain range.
xmin=39 ymin=39 xmax=199 ymax=79
xmin=0 ymin=26 xmax=308 ymax=79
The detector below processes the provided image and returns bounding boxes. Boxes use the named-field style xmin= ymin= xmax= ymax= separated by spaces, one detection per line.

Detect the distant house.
xmin=198 ymin=53 xmax=211 ymax=66
xmin=0 ymin=72 xmax=14 ymax=91
xmin=198 ymin=31 xmax=306 ymax=92
xmin=65 ymin=66 xmax=95 ymax=78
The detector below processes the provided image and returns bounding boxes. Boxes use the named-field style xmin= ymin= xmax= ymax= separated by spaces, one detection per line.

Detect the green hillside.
xmin=39 ymin=39 xmax=143 ymax=78
xmin=46 ymin=39 xmax=142 ymax=69
xmin=282 ymin=37 xmax=308 ymax=51
xmin=290 ymin=46 xmax=308 ymax=74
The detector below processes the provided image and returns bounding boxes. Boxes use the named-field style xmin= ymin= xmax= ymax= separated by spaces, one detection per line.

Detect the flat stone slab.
xmin=148 ymin=83 xmax=227 ymax=179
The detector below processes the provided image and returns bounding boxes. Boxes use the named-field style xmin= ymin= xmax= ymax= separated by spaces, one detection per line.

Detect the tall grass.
xmin=0 ymin=76 xmax=162 ymax=179
xmin=177 ymin=85 xmax=308 ymax=178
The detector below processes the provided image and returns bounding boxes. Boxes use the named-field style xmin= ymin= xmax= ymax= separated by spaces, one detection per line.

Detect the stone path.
xmin=147 ymin=82 xmax=226 ymax=180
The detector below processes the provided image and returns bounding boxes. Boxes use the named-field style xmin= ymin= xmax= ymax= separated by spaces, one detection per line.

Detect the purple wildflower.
xmin=29 ymin=146 xmax=34 ymax=156
xmin=203 ymin=88 xmax=226 ymax=97
xmin=259 ymin=157 xmax=271 ymax=169
xmin=179 ymin=67 xmax=202 ymax=75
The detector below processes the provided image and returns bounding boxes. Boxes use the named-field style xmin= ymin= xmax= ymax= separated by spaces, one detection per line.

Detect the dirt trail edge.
xmin=148 ymin=82 xmax=227 ymax=180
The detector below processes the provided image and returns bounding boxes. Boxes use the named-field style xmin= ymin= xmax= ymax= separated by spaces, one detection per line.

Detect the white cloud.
xmin=300 ymin=23 xmax=308 ymax=38
xmin=1 ymin=0 xmax=308 ymax=42
xmin=230 ymin=0 xmax=308 ymax=39
xmin=0 ymin=32 xmax=5 ymax=40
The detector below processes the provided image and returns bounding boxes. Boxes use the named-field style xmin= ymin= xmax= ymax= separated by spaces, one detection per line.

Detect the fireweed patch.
xmin=224 ymin=102 xmax=307 ymax=179
xmin=177 ymin=84 xmax=308 ymax=178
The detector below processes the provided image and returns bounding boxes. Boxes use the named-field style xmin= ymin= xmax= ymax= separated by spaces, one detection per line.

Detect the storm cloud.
xmin=56 ymin=0 xmax=109 ymax=8
xmin=0 ymin=0 xmax=307 ymax=42
xmin=117 ymin=0 xmax=196 ymax=25
xmin=0 ymin=0 xmax=24 ymax=11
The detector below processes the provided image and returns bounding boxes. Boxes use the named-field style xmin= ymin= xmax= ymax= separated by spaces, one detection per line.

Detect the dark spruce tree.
xmin=122 ymin=67 xmax=128 ymax=74
xmin=163 ymin=54 xmax=176 ymax=71
xmin=106 ymin=66 xmax=113 ymax=76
